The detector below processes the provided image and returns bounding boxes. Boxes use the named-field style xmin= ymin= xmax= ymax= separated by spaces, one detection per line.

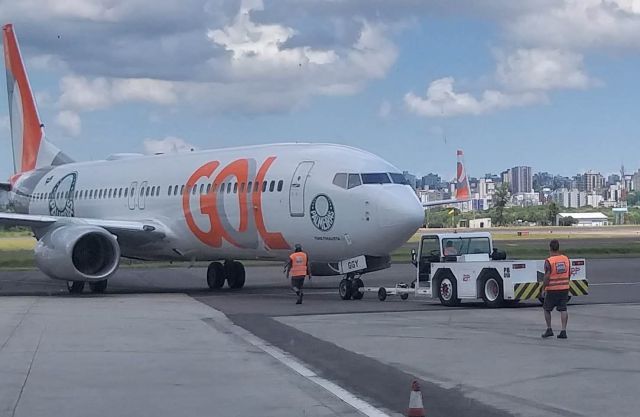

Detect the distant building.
xmin=607 ymin=174 xmax=621 ymax=187
xmin=402 ymin=171 xmax=418 ymax=189
xmin=533 ymin=171 xmax=553 ymax=191
xmin=582 ymin=171 xmax=605 ymax=193
xmin=421 ymin=173 xmax=441 ymax=189
xmin=459 ymin=217 xmax=492 ymax=228
xmin=552 ymin=188 xmax=587 ymax=208
xmin=511 ymin=192 xmax=541 ymax=207
xmin=556 ymin=212 xmax=608 ymax=227
xmin=418 ymin=189 xmax=448 ymax=205
xmin=508 ymin=166 xmax=533 ymax=194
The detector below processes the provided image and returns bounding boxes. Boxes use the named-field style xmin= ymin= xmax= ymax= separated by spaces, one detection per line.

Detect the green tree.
xmin=492 ymin=183 xmax=510 ymax=226
xmin=547 ymin=202 xmax=560 ymax=226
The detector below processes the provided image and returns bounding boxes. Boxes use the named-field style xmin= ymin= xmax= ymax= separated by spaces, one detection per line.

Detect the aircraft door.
xmin=128 ymin=182 xmax=138 ymax=210
xmin=289 ymin=161 xmax=314 ymax=217
xmin=139 ymin=181 xmax=148 ymax=210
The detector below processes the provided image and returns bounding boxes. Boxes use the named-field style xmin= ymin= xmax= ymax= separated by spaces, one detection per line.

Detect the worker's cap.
xmin=294 ymin=244 xmax=302 ymax=251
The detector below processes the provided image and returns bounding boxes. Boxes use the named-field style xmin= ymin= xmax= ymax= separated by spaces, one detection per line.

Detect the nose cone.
xmin=376 ymin=187 xmax=424 ymax=254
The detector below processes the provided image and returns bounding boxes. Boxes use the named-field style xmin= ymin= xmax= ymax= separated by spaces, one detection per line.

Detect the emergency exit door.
xmin=289 ymin=161 xmax=314 ymax=217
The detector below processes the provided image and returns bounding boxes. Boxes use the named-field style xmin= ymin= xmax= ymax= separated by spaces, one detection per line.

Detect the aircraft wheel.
xmin=67 ymin=281 xmax=85 ymax=294
xmin=226 ymin=261 xmax=246 ymax=289
xmin=339 ymin=278 xmax=352 ymax=300
xmin=377 ymin=287 xmax=387 ymax=301
xmin=207 ymin=262 xmax=225 ymax=290
xmin=351 ymin=278 xmax=364 ymax=300
xmin=89 ymin=280 xmax=108 ymax=293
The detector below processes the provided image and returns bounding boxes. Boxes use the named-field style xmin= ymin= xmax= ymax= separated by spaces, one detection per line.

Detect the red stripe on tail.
xmin=3 ymin=24 xmax=43 ymax=173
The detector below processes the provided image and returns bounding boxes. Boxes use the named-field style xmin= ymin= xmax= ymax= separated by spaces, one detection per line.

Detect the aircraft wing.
xmin=422 ymin=198 xmax=462 ymax=208
xmin=0 ymin=212 xmax=166 ymax=243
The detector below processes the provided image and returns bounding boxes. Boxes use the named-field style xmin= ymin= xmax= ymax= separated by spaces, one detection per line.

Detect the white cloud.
xmin=509 ymin=0 xmax=640 ymax=50
xmin=405 ymin=77 xmax=543 ymax=117
xmin=143 ymin=136 xmax=197 ymax=154
xmin=496 ymin=48 xmax=592 ymax=91
xmin=55 ymin=110 xmax=82 ymax=137
xmin=58 ymin=75 xmax=177 ymax=112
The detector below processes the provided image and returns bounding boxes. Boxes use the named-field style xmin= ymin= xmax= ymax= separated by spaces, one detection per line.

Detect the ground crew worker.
xmin=541 ymin=239 xmax=570 ymax=339
xmin=286 ymin=244 xmax=311 ymax=304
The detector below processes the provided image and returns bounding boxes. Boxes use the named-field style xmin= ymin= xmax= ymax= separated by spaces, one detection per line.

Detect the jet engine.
xmin=35 ymin=225 xmax=120 ymax=282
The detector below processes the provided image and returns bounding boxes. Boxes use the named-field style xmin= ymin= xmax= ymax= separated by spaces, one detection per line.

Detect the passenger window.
xmin=108 ymin=189 xmax=112 ymax=198
xmin=269 ymin=181 xmax=275 ymax=192
xmin=74 ymin=190 xmax=78 ymax=199
xmin=200 ymin=184 xmax=205 ymax=195
xmin=191 ymin=186 xmax=196 ymax=195
xmin=348 ymin=174 xmax=362 ymax=189
xmin=227 ymin=183 xmax=232 ymax=194
xmin=207 ymin=184 xmax=212 ymax=194
xmin=277 ymin=180 xmax=283 ymax=192
xmin=332 ymin=173 xmax=347 ymax=189
xmin=99 ymin=190 xmax=103 ymax=199
xmin=180 ymin=185 xmax=185 ymax=195
xmin=118 ymin=188 xmax=122 ymax=198
xmin=246 ymin=181 xmax=252 ymax=193
xmin=147 ymin=187 xmax=151 ymax=197
xmin=254 ymin=182 xmax=260 ymax=192
xmin=124 ymin=188 xmax=128 ymax=198
xmin=233 ymin=183 xmax=238 ymax=193
xmin=262 ymin=181 xmax=267 ymax=192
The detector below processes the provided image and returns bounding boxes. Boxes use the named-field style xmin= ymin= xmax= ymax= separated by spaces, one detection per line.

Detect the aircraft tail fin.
xmin=3 ymin=23 xmax=72 ymax=178
xmin=454 ymin=149 xmax=470 ymax=202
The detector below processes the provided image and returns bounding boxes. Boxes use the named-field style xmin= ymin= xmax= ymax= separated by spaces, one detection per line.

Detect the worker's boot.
xmin=557 ymin=330 xmax=567 ymax=339
xmin=541 ymin=328 xmax=554 ymax=338
xmin=296 ymin=292 xmax=303 ymax=305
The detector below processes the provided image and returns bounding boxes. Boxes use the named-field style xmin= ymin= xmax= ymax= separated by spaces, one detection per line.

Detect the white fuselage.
xmin=13 ymin=143 xmax=424 ymax=265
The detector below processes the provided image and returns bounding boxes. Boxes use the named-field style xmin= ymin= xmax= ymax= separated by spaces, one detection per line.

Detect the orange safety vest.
xmin=289 ymin=252 xmax=308 ymax=277
xmin=546 ymin=254 xmax=571 ymax=291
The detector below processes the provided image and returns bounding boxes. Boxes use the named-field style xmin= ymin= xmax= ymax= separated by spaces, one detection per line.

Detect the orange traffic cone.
xmin=407 ymin=380 xmax=425 ymax=417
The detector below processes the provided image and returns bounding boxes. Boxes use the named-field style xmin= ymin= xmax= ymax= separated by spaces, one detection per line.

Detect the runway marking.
xmin=203 ymin=316 xmax=391 ymax=417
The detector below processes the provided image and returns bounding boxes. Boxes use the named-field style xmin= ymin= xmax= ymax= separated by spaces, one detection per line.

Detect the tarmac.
xmin=0 ymin=259 xmax=639 ymax=417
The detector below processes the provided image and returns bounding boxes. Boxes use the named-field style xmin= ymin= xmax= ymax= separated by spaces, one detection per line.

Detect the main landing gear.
xmin=339 ymin=273 xmax=364 ymax=300
xmin=66 ymin=280 xmax=108 ymax=294
xmin=207 ymin=260 xmax=246 ymax=290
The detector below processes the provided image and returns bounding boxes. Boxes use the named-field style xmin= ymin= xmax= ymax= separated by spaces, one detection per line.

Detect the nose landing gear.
xmin=339 ymin=273 xmax=364 ymax=300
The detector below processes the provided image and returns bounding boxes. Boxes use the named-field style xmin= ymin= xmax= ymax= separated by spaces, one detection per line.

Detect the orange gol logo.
xmin=182 ymin=156 xmax=290 ymax=250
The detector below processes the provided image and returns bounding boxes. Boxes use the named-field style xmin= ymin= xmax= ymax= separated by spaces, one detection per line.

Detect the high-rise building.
xmin=582 ymin=171 xmax=605 ymax=193
xmin=421 ymin=173 xmax=441 ymax=189
xmin=509 ymin=166 xmax=533 ymax=194
xmin=402 ymin=171 xmax=418 ymax=189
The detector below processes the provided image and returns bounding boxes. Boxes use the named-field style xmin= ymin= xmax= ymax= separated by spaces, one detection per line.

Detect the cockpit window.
xmin=389 ymin=173 xmax=409 ymax=185
xmin=332 ymin=173 xmax=347 ymax=189
xmin=348 ymin=174 xmax=362 ymax=189
xmin=361 ymin=173 xmax=391 ymax=184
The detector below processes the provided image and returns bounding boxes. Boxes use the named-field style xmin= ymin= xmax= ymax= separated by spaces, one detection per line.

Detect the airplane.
xmin=0 ymin=24 xmax=471 ymax=295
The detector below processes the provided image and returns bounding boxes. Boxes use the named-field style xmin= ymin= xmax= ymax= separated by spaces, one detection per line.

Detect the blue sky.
xmin=1 ymin=0 xmax=639 ymax=181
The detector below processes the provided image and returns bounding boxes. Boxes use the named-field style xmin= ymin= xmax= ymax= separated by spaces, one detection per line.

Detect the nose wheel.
xmin=339 ymin=274 xmax=364 ymax=300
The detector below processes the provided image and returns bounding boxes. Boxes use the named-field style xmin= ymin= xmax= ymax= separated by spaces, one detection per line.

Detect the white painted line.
xmin=589 ymin=282 xmax=640 ymax=286
xmin=211 ymin=317 xmax=392 ymax=417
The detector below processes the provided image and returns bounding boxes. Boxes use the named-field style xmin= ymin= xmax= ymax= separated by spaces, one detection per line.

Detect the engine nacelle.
xmin=35 ymin=225 xmax=121 ymax=282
